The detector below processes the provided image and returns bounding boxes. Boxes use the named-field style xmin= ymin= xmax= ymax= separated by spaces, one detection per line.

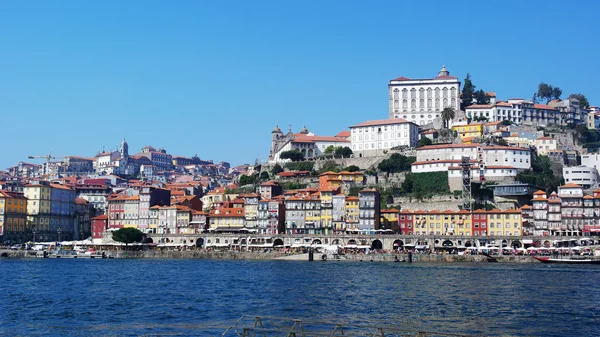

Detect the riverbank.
xmin=0 ymin=249 xmax=541 ymax=263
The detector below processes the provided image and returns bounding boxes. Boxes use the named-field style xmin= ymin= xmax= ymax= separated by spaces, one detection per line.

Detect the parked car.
xmin=10 ymin=244 xmax=22 ymax=250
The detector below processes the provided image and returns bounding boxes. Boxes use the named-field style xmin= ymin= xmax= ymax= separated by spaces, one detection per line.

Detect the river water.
xmin=0 ymin=259 xmax=599 ymax=336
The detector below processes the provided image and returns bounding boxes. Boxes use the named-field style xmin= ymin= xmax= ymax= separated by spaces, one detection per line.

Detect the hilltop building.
xmin=388 ymin=65 xmax=461 ymax=126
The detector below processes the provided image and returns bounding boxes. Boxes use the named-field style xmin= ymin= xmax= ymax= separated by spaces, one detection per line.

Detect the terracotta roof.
xmin=533 ymin=190 xmax=546 ymax=195
xmin=412 ymin=159 xmax=476 ymax=166
xmin=345 ymin=196 xmax=359 ymax=201
xmin=335 ymin=131 xmax=351 ymax=138
xmin=293 ymin=135 xmax=349 ymax=143
xmin=91 ymin=215 xmax=109 ymax=220
xmin=482 ymin=146 xmax=529 ymax=151
xmin=417 ymin=144 xmax=478 ymax=150
xmin=486 ymin=92 xmax=497 ymax=97
xmin=466 ymin=104 xmax=493 ymax=109
xmin=534 ymin=104 xmax=557 ymax=110
xmin=560 ymin=183 xmax=582 ymax=188
xmin=484 ymin=121 xmax=503 ymax=126
xmin=520 ymin=205 xmax=531 ymax=209
xmin=391 ymin=76 xmax=411 ymax=81
xmin=350 ymin=118 xmax=414 ymax=128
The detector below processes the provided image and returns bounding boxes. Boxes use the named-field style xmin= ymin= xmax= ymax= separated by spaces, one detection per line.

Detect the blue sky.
xmin=1 ymin=0 xmax=598 ymax=169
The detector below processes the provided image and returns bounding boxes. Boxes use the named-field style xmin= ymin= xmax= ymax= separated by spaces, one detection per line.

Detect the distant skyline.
xmin=1 ymin=0 xmax=599 ymax=169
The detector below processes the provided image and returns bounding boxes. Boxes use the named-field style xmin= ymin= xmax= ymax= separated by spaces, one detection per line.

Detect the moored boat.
xmin=533 ymin=256 xmax=600 ymax=264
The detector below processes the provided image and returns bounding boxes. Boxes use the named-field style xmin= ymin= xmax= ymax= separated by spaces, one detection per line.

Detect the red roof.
xmin=350 ymin=118 xmax=413 ymax=128
xmin=560 ymin=183 xmax=582 ymax=188
xmin=391 ymin=76 xmax=411 ymax=81
xmin=534 ymin=104 xmax=557 ymax=111
xmin=466 ymin=104 xmax=493 ymax=109
xmin=335 ymin=131 xmax=351 ymax=138
xmin=417 ymin=144 xmax=478 ymax=150
xmin=434 ymin=75 xmax=458 ymax=79
xmin=293 ymin=135 xmax=349 ymax=143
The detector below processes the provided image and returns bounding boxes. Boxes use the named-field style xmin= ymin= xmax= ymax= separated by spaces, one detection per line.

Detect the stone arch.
xmin=196 ymin=238 xmax=204 ymax=248
xmin=312 ymin=239 xmax=322 ymax=245
xmin=360 ymin=239 xmax=368 ymax=246
xmin=464 ymin=241 xmax=472 ymax=248
xmin=543 ymin=240 xmax=551 ymax=248
xmin=393 ymin=240 xmax=403 ymax=249
xmin=511 ymin=240 xmax=521 ymax=249
xmin=331 ymin=239 xmax=341 ymax=245
xmin=371 ymin=239 xmax=383 ymax=250
xmin=442 ymin=240 xmax=453 ymax=247
xmin=165 ymin=238 xmax=171 ymax=243
xmin=347 ymin=239 xmax=357 ymax=245
xmin=273 ymin=238 xmax=284 ymax=247
xmin=143 ymin=237 xmax=153 ymax=244
xmin=502 ymin=239 xmax=508 ymax=247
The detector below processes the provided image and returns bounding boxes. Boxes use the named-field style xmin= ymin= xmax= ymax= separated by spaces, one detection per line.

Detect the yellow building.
xmin=452 ymin=123 xmax=483 ymax=141
xmin=0 ymin=191 xmax=28 ymax=243
xmin=320 ymin=190 xmax=333 ymax=234
xmin=344 ymin=196 xmax=359 ymax=230
xmin=380 ymin=208 xmax=399 ymax=230
xmin=23 ymin=183 xmax=52 ymax=237
xmin=487 ymin=209 xmax=522 ymax=236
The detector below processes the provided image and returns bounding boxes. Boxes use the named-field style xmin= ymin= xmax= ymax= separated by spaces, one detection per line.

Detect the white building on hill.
xmin=349 ymin=118 xmax=419 ymax=157
xmin=388 ymin=66 xmax=461 ymax=126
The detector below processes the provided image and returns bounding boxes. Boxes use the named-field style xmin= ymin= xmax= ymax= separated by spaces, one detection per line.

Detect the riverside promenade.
xmin=0 ymin=249 xmax=539 ymax=263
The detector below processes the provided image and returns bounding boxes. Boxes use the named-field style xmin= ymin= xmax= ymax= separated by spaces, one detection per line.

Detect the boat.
xmin=533 ymin=256 xmax=600 ymax=264
xmin=39 ymin=249 xmax=106 ymax=258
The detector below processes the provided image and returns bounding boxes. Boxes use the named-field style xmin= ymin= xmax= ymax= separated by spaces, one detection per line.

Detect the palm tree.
xmin=441 ymin=107 xmax=456 ymax=129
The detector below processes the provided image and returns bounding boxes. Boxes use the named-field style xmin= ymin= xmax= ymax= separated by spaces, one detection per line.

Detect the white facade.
xmin=535 ymin=137 xmax=557 ymax=155
xmin=563 ymin=166 xmax=598 ymax=189
xmin=388 ymin=66 xmax=461 ymax=126
xmin=465 ymin=101 xmax=523 ymax=124
xmin=414 ymin=145 xmax=531 ymax=172
xmin=349 ymin=118 xmax=419 ymax=157
xmin=582 ymin=154 xmax=600 ymax=171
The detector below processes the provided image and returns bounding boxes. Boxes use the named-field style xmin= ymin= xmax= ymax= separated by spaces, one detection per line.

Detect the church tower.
xmin=271 ymin=126 xmax=283 ymax=158
xmin=120 ymin=138 xmax=129 ymax=159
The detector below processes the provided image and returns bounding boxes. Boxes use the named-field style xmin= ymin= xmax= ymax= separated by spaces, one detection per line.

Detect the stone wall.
xmin=393 ymin=194 xmax=462 ymax=211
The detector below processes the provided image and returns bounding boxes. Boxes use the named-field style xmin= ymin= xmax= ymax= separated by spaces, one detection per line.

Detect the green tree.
xmin=474 ymin=89 xmax=490 ymax=105
xmin=259 ymin=171 xmax=270 ymax=180
xmin=378 ymin=154 xmax=415 ymax=173
xmin=570 ymin=93 xmax=590 ymax=110
xmin=285 ymin=161 xmax=315 ymax=171
xmin=417 ymin=137 xmax=433 ymax=148
xmin=461 ymin=73 xmax=475 ymax=110
xmin=323 ymin=145 xmax=336 ymax=155
xmin=441 ymin=107 xmax=456 ymax=128
xmin=345 ymin=165 xmax=360 ymax=172
xmin=318 ymin=160 xmax=341 ymax=174
xmin=334 ymin=146 xmax=353 ymax=158
xmin=537 ymin=83 xmax=561 ymax=103
xmin=239 ymin=174 xmax=257 ymax=185
xmin=280 ymin=149 xmax=304 ymax=161
xmin=552 ymin=87 xmax=562 ymax=100
xmin=271 ymin=163 xmax=284 ymax=175
xmin=112 ymin=228 xmax=144 ymax=246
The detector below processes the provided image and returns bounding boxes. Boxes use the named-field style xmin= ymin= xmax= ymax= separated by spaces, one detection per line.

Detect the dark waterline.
xmin=1 ymin=259 xmax=599 ymax=336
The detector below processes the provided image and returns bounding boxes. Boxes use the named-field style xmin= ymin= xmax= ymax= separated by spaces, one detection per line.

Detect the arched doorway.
xmin=371 ymin=239 xmax=383 ymax=250
xmin=442 ymin=240 xmax=453 ymax=247
xmin=312 ymin=239 xmax=322 ymax=245
xmin=347 ymin=239 xmax=357 ymax=246
xmin=143 ymin=237 xmax=154 ymax=244
xmin=196 ymin=238 xmax=204 ymax=248
xmin=464 ymin=241 xmax=472 ymax=248
xmin=511 ymin=240 xmax=522 ymax=249
xmin=332 ymin=239 xmax=341 ymax=245
xmin=273 ymin=238 xmax=284 ymax=247
xmin=502 ymin=240 xmax=508 ymax=247
xmin=393 ymin=240 xmax=403 ymax=250
xmin=543 ymin=240 xmax=551 ymax=248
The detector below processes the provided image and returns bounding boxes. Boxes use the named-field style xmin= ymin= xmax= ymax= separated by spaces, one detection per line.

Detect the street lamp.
xmin=57 ymin=227 xmax=62 ymax=242
xmin=32 ymin=227 xmax=37 ymax=243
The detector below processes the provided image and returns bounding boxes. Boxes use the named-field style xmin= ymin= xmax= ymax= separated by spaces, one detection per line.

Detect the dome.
xmin=272 ymin=125 xmax=282 ymax=134
xmin=299 ymin=126 xmax=309 ymax=134
xmin=438 ymin=65 xmax=450 ymax=77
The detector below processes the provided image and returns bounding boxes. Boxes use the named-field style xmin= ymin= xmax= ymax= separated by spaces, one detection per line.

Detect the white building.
xmin=349 ymin=118 xmax=419 ymax=157
xmin=582 ymin=154 xmax=600 ymax=171
xmin=414 ymin=144 xmax=531 ymax=172
xmin=269 ymin=126 xmax=350 ymax=163
xmin=535 ymin=136 xmax=557 ymax=155
xmin=388 ymin=66 xmax=461 ymax=126
xmin=448 ymin=165 xmax=518 ymax=191
xmin=563 ymin=166 xmax=598 ymax=189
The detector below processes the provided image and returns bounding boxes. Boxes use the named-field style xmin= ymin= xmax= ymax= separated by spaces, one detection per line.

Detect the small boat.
xmin=533 ymin=256 xmax=600 ymax=264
